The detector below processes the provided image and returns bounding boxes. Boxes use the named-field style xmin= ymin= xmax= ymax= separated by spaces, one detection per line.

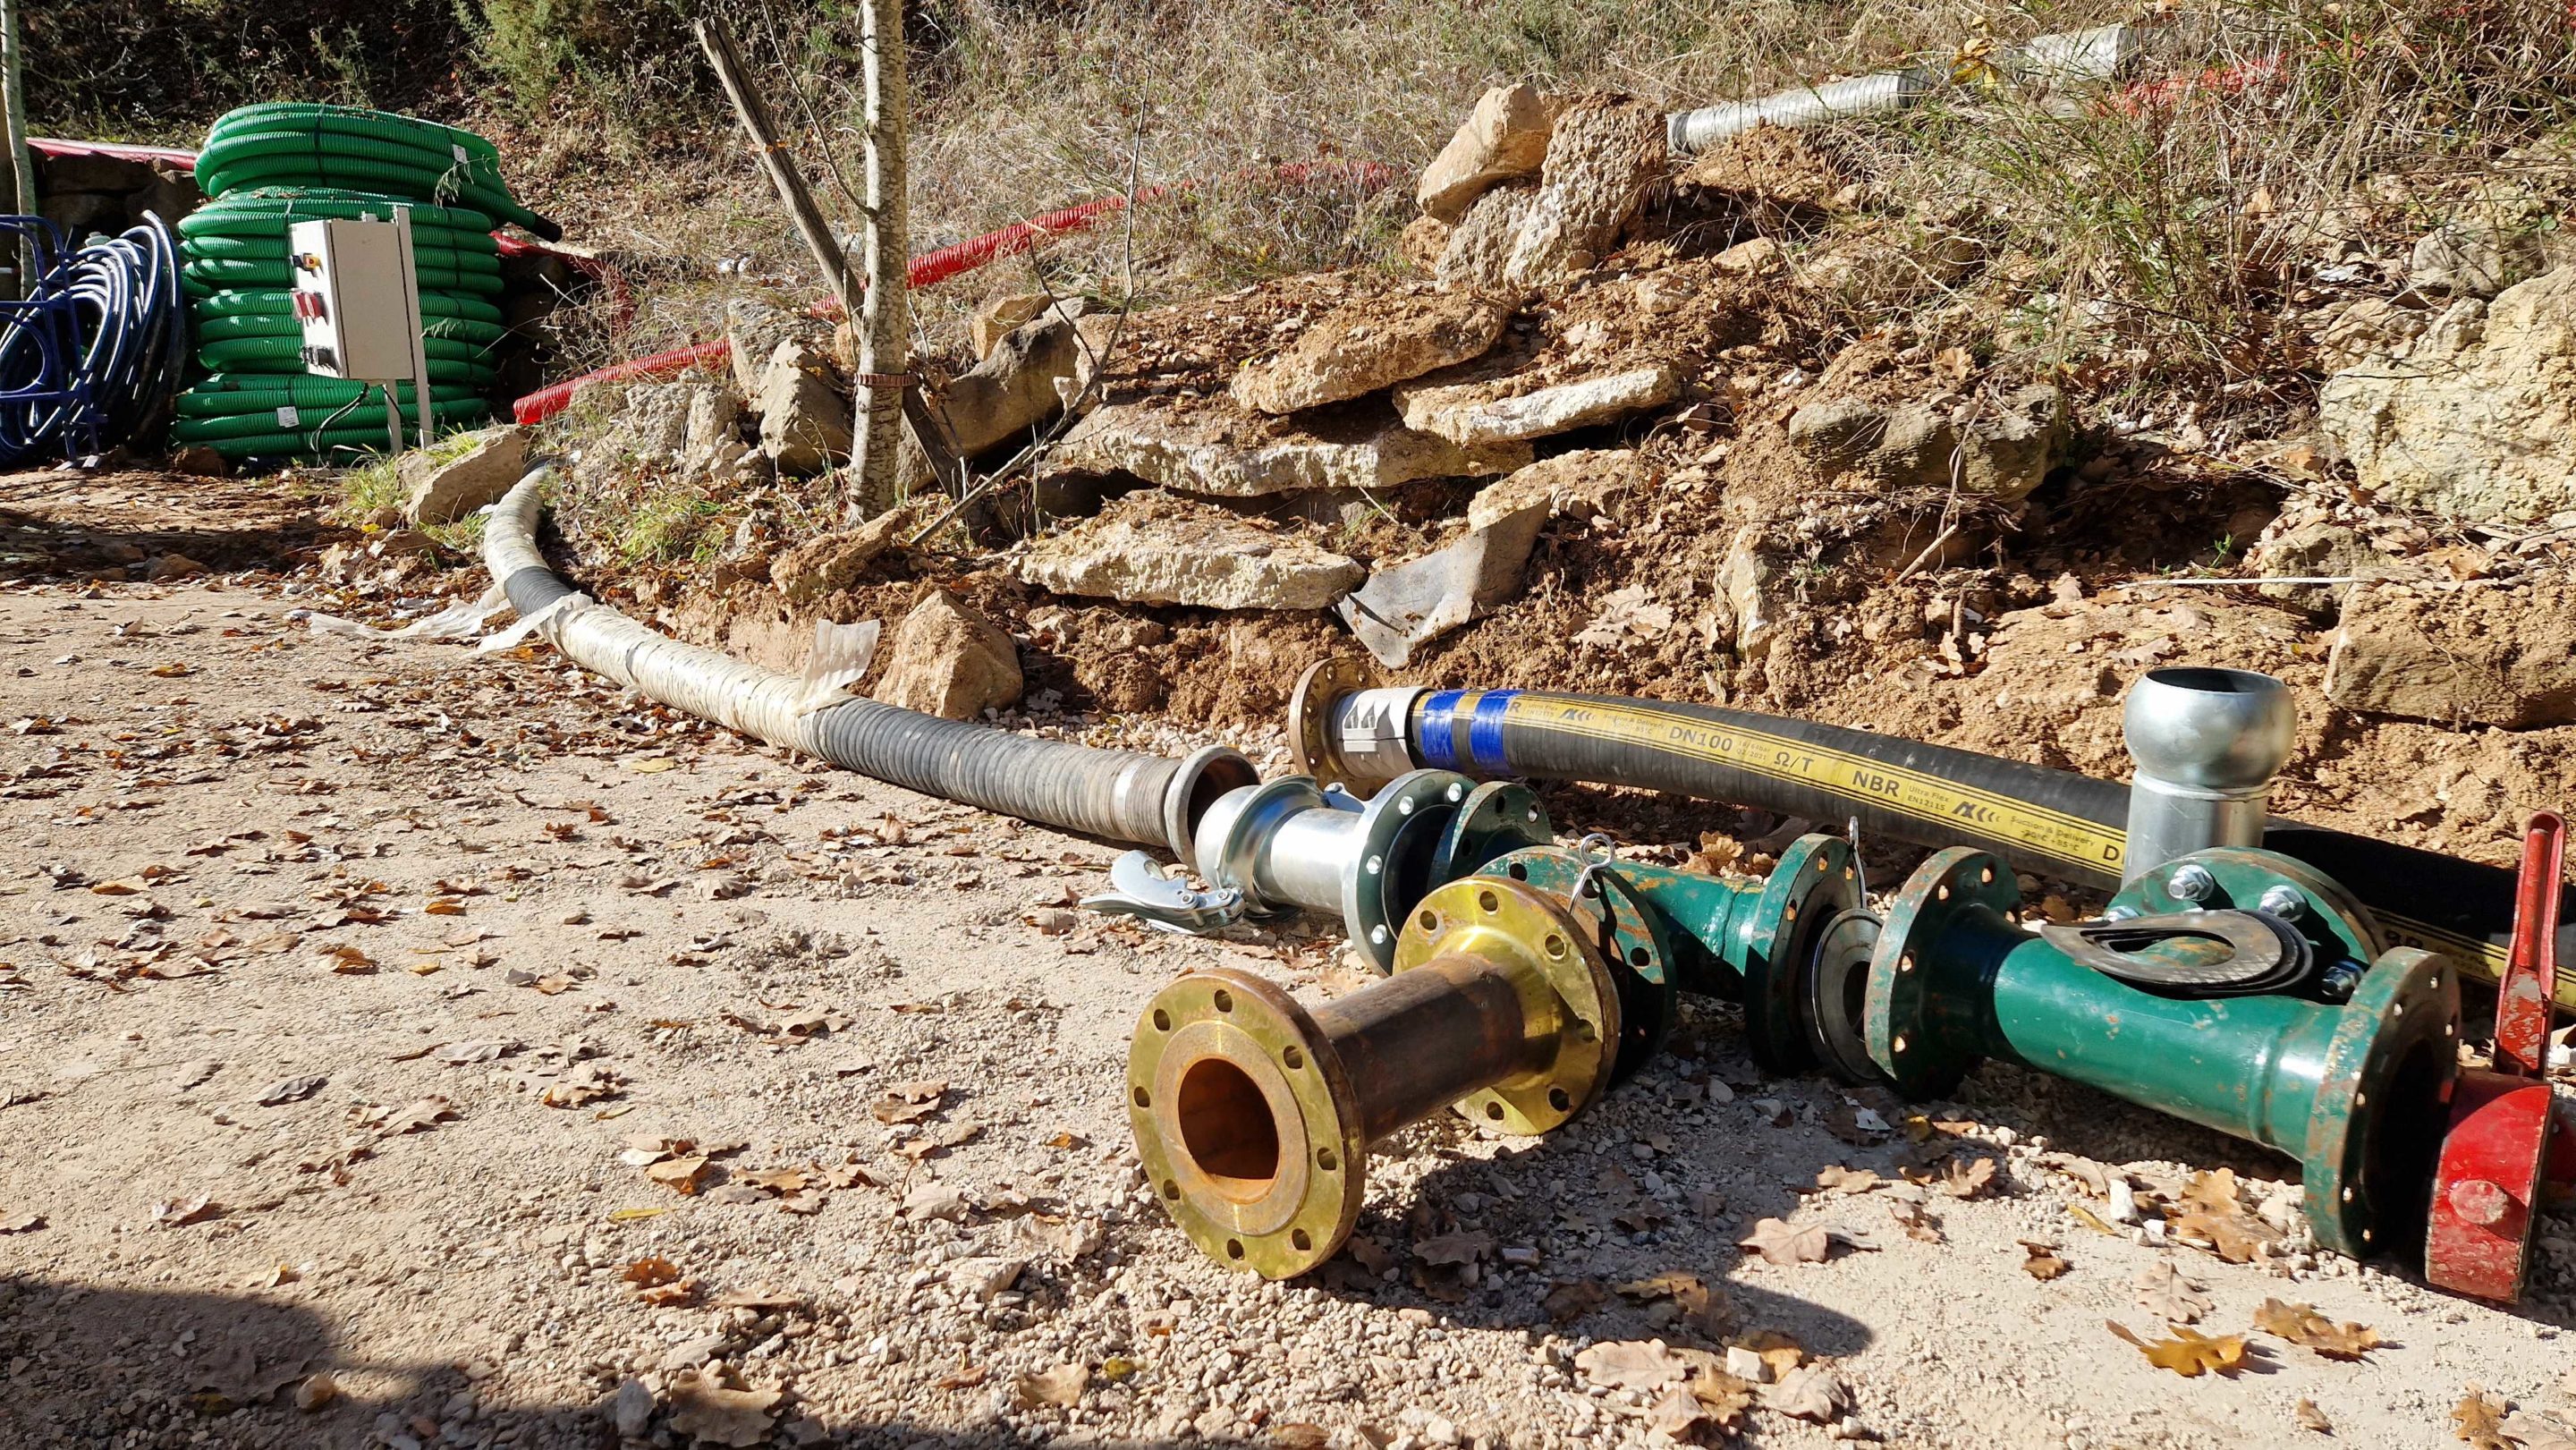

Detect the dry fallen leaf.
xmin=2293 ymin=1397 xmax=2333 ymax=1434
xmin=256 ymin=1075 xmax=326 ymax=1107
xmin=1813 ymin=1166 xmax=1881 ymax=1195
xmin=2501 ymin=1409 xmax=2576 ymax=1450
xmin=0 ymin=1212 xmax=46 ymax=1234
xmin=2133 ymin=1261 xmax=2212 ymax=1325
xmin=1541 ymin=1278 xmax=1606 ymax=1324
xmin=645 ymin=1156 xmax=713 ymax=1195
xmin=621 ymin=1256 xmax=682 ymax=1289
xmin=376 ymin=1096 xmax=456 ymax=1135
xmin=664 ymin=1371 xmax=780 ymax=1447
xmin=1759 ymin=1363 xmax=1852 ymax=1423
xmin=151 ymin=1195 xmax=216 ymax=1227
xmin=2455 ymin=1388 xmax=2513 ymax=1450
xmin=2255 ymin=1299 xmax=2384 ymax=1361
xmin=1740 ymin=1217 xmax=1831 ymax=1267
xmin=1935 ymin=1156 xmax=1998 ymax=1200
xmin=1414 ymin=1230 xmax=1496 ymax=1268
xmin=2021 ymin=1241 xmax=2070 ymax=1281
xmin=935 ymin=1363 xmax=988 ymax=1391
xmin=2172 ymin=1208 xmax=2274 ymax=1264
xmin=1646 ymin=1384 xmax=1714 ymax=1441
xmin=1889 ymin=1200 xmax=1944 ymax=1243
xmin=1574 ymin=1339 xmax=1691 ymax=1392
xmin=1013 ymin=1363 xmax=1089 ymax=1409
xmin=317 ymin=944 xmax=376 ymax=975
xmin=2108 ymin=1320 xmax=2250 ymax=1378
xmin=2181 ymin=1167 xmax=2242 ymax=1214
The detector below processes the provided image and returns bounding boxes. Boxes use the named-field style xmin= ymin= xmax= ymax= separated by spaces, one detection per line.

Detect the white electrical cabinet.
xmin=285 ymin=215 xmax=436 ymax=449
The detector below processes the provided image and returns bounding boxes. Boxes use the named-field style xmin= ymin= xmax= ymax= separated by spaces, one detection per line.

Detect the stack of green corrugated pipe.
xmin=170 ymin=105 xmax=557 ymax=463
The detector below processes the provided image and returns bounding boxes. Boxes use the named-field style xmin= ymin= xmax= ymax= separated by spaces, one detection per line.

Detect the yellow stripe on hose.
xmin=1504 ymin=695 xmax=2128 ymax=877
xmin=1509 ymin=696 xmax=2563 ymax=1006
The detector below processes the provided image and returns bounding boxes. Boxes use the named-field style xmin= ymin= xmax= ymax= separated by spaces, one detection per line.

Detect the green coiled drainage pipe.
xmin=168 ymin=100 xmax=555 ymax=462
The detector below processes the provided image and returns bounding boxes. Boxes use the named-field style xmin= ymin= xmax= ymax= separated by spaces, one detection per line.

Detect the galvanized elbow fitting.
xmin=2122 ymin=667 xmax=2298 ymax=883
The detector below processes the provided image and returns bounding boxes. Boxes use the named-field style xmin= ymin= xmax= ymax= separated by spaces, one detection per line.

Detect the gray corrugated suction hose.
xmin=483 ymin=465 xmax=1257 ymax=861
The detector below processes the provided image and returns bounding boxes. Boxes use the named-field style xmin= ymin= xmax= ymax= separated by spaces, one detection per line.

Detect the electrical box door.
xmin=286 ymin=218 xmax=419 ymax=382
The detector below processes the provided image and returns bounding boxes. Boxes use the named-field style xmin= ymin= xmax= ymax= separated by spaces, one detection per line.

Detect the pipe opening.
xmin=2147 ymin=666 xmax=2277 ymax=696
xmin=2357 ymin=1037 xmax=2449 ymax=1256
xmin=1176 ymin=1057 xmax=1283 ymax=1201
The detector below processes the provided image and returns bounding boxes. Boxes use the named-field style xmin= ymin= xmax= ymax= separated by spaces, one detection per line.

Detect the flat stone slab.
xmin=1045 ymin=394 xmax=1528 ymax=498
xmin=1021 ymin=493 xmax=1365 ymax=612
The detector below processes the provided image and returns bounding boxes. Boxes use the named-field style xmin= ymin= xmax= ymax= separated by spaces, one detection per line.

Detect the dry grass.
xmin=488 ymin=0 xmax=2571 ymax=429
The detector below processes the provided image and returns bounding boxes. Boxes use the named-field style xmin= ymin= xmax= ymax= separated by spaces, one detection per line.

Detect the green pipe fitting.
xmin=1477 ymin=834 xmax=1863 ymax=1078
xmin=1863 ymin=845 xmax=2462 ymax=1257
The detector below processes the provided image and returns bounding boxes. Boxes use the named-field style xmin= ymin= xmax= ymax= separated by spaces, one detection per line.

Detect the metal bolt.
xmin=2103 ymin=904 xmax=2142 ymax=923
xmin=2257 ymin=884 xmax=2305 ymax=920
xmin=2318 ymin=961 xmax=2364 ymax=1002
xmin=2166 ymin=862 xmax=2218 ymax=903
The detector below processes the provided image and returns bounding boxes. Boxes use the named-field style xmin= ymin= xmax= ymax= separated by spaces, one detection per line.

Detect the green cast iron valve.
xmin=1860 ymin=844 xmax=2463 ymax=1258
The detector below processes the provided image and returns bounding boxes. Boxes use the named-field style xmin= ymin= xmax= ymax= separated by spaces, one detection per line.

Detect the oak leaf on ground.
xmin=2254 ymin=1298 xmax=2384 ymax=1361
xmin=2108 ymin=1320 xmax=2250 ymax=1378
xmin=1740 ymin=1217 xmax=1830 ymax=1266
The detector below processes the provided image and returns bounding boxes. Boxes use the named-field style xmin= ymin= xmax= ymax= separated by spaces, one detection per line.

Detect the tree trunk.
xmin=855 ymin=0 xmax=911 ymax=515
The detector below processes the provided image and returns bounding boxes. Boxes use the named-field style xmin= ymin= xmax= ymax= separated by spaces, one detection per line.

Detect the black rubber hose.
xmin=486 ymin=471 xmax=1255 ymax=859
xmin=1402 ymin=688 xmax=2570 ymax=992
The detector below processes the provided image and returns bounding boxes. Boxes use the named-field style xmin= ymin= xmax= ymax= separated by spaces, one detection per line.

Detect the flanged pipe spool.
xmin=1131 ymin=835 xmax=1887 ymax=1273
xmin=1129 ymin=877 xmax=1620 ymax=1276
xmin=1858 ymin=844 xmax=2462 ymax=1259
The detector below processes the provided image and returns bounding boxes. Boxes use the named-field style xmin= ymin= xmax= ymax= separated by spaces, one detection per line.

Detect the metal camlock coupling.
xmin=1084 ymin=768 xmax=1553 ymax=971
xmin=1857 ymin=844 xmax=2462 ymax=1259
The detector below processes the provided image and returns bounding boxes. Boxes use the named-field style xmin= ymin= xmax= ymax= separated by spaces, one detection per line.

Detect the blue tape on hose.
xmin=1469 ymin=690 xmax=1521 ymax=776
xmin=1418 ymin=690 xmax=1465 ymax=770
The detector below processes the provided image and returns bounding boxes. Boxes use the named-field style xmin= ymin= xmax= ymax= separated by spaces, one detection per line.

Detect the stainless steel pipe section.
xmin=2121 ymin=667 xmax=2299 ymax=883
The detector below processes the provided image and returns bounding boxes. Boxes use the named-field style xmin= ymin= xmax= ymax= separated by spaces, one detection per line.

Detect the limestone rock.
xmin=2309 ymin=298 xmax=2427 ymax=373
xmin=1046 ymin=394 xmax=1528 ymax=498
xmin=970 ymin=292 xmax=1055 ymax=359
xmin=1718 ymin=527 xmax=1785 ymax=659
xmin=1400 ymin=216 xmax=1453 ymax=275
xmin=1021 ymin=494 xmax=1364 ymax=611
xmin=401 ymin=426 xmax=529 ymax=525
xmin=1418 ymin=84 xmax=1560 ymax=224
xmin=2318 ymin=267 xmax=2576 ymax=524
xmin=1466 ymin=449 xmax=1656 ymax=530
xmin=874 ymin=588 xmax=1022 ymax=720
xmin=756 ymin=339 xmax=852 ymax=475
xmin=1396 ymin=364 xmax=1677 ymax=447
xmin=1231 ymin=289 xmax=1513 ymax=415
xmin=1715 ymin=237 xmax=1787 ymax=277
xmin=769 ymin=505 xmax=916 ymax=603
xmin=726 ymin=298 xmax=829 ymax=399
xmin=1437 ymin=183 xmax=1537 ymax=293
xmin=1502 ymin=94 xmax=1666 ymax=288
xmin=2249 ymin=519 xmax=2391 ymax=617
xmin=1786 ymin=384 xmax=2067 ymax=502
xmin=938 ymin=309 xmax=1085 ymax=457
xmin=594 ymin=379 xmax=748 ymax=485
xmin=2324 ymin=581 xmax=2576 ymax=728
xmin=2410 ymin=224 xmax=2517 ymax=298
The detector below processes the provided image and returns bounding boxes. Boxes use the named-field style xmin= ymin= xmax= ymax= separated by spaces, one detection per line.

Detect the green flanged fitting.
xmin=1482 ymin=845 xmax=1678 ymax=1081
xmin=1477 ymin=835 xmax=1866 ymax=1080
xmin=1864 ymin=845 xmax=2462 ymax=1257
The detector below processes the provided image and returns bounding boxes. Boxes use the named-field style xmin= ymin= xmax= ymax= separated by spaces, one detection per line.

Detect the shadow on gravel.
xmin=0 ymin=468 xmax=342 ymax=583
xmin=0 ymin=1276 xmax=1209 ymax=1450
